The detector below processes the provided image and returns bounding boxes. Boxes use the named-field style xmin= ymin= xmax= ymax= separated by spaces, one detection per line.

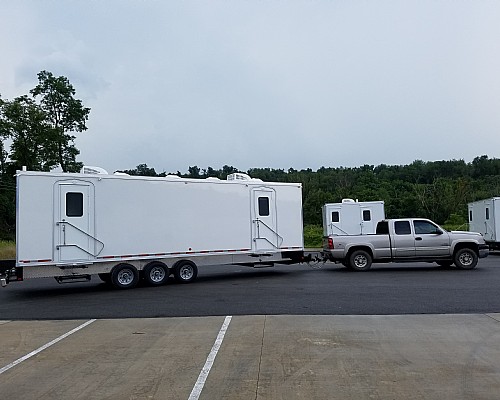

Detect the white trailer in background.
xmin=3 ymin=167 xmax=305 ymax=289
xmin=468 ymin=197 xmax=500 ymax=250
xmin=322 ymin=199 xmax=385 ymax=236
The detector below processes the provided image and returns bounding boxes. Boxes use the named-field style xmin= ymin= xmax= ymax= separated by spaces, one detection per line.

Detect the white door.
xmin=360 ymin=206 xmax=375 ymax=235
xmin=55 ymin=182 xmax=94 ymax=262
xmin=483 ymin=201 xmax=494 ymax=242
xmin=251 ymin=188 xmax=280 ymax=252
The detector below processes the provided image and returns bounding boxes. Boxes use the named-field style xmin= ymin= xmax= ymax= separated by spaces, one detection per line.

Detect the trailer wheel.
xmin=111 ymin=263 xmax=139 ymax=289
xmin=349 ymin=250 xmax=372 ymax=271
xmin=143 ymin=262 xmax=169 ymax=286
xmin=173 ymin=261 xmax=198 ymax=283
xmin=454 ymin=248 xmax=478 ymax=270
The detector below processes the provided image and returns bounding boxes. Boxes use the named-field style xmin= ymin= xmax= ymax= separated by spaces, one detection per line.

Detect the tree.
xmin=30 ymin=70 xmax=90 ymax=172
xmin=0 ymin=96 xmax=57 ymax=171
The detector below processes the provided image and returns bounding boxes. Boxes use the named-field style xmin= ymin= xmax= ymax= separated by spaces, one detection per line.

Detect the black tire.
xmin=453 ymin=248 xmax=478 ymax=270
xmin=173 ymin=260 xmax=198 ymax=283
xmin=348 ymin=250 xmax=372 ymax=271
xmin=111 ymin=263 xmax=139 ymax=289
xmin=98 ymin=273 xmax=111 ymax=284
xmin=143 ymin=262 xmax=169 ymax=286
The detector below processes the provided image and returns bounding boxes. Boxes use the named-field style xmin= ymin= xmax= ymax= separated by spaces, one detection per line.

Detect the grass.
xmin=0 ymin=240 xmax=16 ymax=259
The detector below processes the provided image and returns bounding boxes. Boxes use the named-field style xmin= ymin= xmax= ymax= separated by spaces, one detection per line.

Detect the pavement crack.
xmin=255 ymin=315 xmax=267 ymax=400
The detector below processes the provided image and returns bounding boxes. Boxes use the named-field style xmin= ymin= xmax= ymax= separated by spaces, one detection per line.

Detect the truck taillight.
xmin=328 ymin=238 xmax=334 ymax=249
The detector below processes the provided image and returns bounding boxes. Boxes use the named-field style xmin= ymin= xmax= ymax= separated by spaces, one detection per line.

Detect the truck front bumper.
xmin=479 ymin=244 xmax=489 ymax=259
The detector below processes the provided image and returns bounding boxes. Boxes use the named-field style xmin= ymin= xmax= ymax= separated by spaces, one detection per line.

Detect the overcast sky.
xmin=1 ymin=0 xmax=499 ymax=173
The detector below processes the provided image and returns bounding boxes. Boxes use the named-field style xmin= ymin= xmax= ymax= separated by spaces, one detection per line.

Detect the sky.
xmin=1 ymin=0 xmax=500 ymax=174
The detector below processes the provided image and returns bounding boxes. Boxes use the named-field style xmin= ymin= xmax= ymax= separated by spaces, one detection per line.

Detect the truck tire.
xmin=453 ymin=248 xmax=478 ymax=270
xmin=143 ymin=262 xmax=169 ymax=286
xmin=173 ymin=260 xmax=198 ymax=283
xmin=349 ymin=250 xmax=372 ymax=271
xmin=111 ymin=263 xmax=139 ymax=289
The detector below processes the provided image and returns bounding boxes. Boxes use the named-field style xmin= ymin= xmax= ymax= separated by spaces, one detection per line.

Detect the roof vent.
xmin=227 ymin=173 xmax=251 ymax=181
xmin=80 ymin=166 xmax=109 ymax=175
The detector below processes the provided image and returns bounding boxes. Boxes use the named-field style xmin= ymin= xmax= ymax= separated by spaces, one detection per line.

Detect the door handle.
xmin=415 ymin=237 xmax=422 ymax=241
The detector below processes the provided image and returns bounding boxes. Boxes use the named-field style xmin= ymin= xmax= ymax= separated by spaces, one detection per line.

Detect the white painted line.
xmin=188 ymin=316 xmax=232 ymax=400
xmin=0 ymin=319 xmax=96 ymax=375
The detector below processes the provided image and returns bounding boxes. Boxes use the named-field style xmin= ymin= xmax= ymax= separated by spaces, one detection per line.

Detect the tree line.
xmin=123 ymin=155 xmax=500 ymax=229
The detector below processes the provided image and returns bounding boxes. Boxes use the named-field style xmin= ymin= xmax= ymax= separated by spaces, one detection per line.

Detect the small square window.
xmin=66 ymin=192 xmax=83 ymax=217
xmin=331 ymin=211 xmax=340 ymax=223
xmin=258 ymin=197 xmax=270 ymax=216
xmin=363 ymin=210 xmax=371 ymax=221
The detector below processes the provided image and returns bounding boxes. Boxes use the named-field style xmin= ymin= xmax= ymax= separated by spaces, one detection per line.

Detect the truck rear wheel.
xmin=349 ymin=250 xmax=372 ymax=271
xmin=454 ymin=248 xmax=478 ymax=270
xmin=173 ymin=260 xmax=198 ymax=283
xmin=111 ymin=263 xmax=139 ymax=289
xmin=143 ymin=262 xmax=169 ymax=286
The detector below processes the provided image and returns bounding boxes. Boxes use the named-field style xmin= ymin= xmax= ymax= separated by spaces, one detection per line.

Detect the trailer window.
xmin=362 ymin=210 xmax=371 ymax=221
xmin=394 ymin=221 xmax=411 ymax=235
xmin=258 ymin=197 xmax=270 ymax=216
xmin=66 ymin=192 xmax=83 ymax=217
xmin=486 ymin=208 xmax=490 ymax=220
xmin=331 ymin=211 xmax=340 ymax=223
xmin=469 ymin=210 xmax=473 ymax=222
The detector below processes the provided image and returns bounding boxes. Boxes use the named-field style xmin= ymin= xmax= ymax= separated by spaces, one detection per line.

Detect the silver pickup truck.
xmin=322 ymin=218 xmax=489 ymax=271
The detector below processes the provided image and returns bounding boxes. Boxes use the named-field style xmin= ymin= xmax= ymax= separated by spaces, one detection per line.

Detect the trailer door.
xmin=251 ymin=188 xmax=280 ymax=251
xmin=55 ymin=182 xmax=95 ymax=262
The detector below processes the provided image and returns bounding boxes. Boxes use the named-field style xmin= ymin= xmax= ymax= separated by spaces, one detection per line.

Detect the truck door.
xmin=55 ymin=182 xmax=95 ymax=262
xmin=251 ymin=188 xmax=281 ymax=252
xmin=413 ymin=220 xmax=451 ymax=257
xmin=392 ymin=220 xmax=416 ymax=257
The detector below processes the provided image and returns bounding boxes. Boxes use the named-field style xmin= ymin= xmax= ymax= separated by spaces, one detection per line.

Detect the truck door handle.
xmin=415 ymin=237 xmax=422 ymax=241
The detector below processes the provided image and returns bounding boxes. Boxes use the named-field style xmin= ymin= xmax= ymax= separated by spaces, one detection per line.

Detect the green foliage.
xmin=0 ymin=240 xmax=15 ymax=259
xmin=303 ymin=225 xmax=323 ymax=248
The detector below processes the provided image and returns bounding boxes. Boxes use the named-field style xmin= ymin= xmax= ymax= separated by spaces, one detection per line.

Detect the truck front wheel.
xmin=349 ymin=250 xmax=372 ymax=271
xmin=454 ymin=248 xmax=478 ymax=270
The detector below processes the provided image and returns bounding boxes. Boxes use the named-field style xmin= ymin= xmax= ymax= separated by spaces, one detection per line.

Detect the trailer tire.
xmin=454 ymin=248 xmax=478 ymax=270
xmin=348 ymin=250 xmax=372 ymax=271
xmin=111 ymin=263 xmax=139 ymax=289
xmin=173 ymin=260 xmax=198 ymax=283
xmin=143 ymin=262 xmax=169 ymax=286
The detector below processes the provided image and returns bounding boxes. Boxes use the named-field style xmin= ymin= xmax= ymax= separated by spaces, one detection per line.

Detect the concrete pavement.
xmin=1 ymin=314 xmax=500 ymax=399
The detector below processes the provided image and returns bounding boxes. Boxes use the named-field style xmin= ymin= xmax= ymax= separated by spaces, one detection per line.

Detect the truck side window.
xmin=394 ymin=221 xmax=411 ymax=235
xmin=362 ymin=210 xmax=371 ymax=221
xmin=66 ymin=192 xmax=83 ymax=217
xmin=331 ymin=211 xmax=339 ymax=223
xmin=414 ymin=220 xmax=440 ymax=234
xmin=376 ymin=221 xmax=389 ymax=234
xmin=258 ymin=197 xmax=270 ymax=216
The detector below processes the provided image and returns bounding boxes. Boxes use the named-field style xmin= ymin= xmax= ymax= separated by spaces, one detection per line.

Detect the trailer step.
xmin=55 ymin=275 xmax=92 ymax=284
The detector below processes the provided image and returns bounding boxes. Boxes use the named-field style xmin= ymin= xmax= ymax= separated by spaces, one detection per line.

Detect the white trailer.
xmin=322 ymin=199 xmax=385 ymax=236
xmin=468 ymin=197 xmax=500 ymax=250
xmin=4 ymin=167 xmax=305 ymax=289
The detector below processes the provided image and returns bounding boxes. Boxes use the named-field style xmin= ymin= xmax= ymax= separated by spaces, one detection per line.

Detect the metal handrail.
xmin=56 ymin=220 xmax=105 ymax=257
xmin=253 ymin=219 xmax=284 ymax=248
